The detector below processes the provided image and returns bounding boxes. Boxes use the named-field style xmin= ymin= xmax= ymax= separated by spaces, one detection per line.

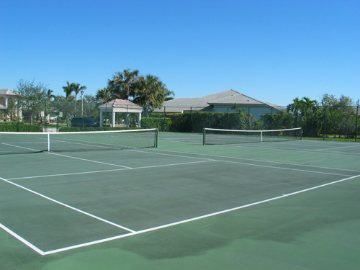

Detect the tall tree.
xmin=62 ymin=82 xmax=87 ymax=116
xmin=71 ymin=83 xmax=87 ymax=102
xmin=107 ymin=69 xmax=140 ymax=100
xmin=63 ymin=81 xmax=73 ymax=99
xmin=135 ymin=75 xmax=174 ymax=113
xmin=96 ymin=88 xmax=113 ymax=103
xmin=96 ymin=69 xmax=174 ymax=112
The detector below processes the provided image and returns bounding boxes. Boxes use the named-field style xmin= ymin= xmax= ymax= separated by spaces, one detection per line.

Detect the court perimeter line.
xmin=218 ymin=160 xmax=352 ymax=177
xmin=312 ymin=144 xmax=360 ymax=151
xmin=0 ymin=176 xmax=136 ymax=233
xmin=147 ymin=148 xmax=360 ymax=173
xmin=230 ymin=143 xmax=360 ymax=157
xmin=0 ymin=223 xmax=45 ymax=256
xmin=127 ymin=148 xmax=216 ymax=161
xmin=47 ymin=152 xmax=133 ymax=169
xmin=43 ymin=173 xmax=360 ymax=256
xmin=8 ymin=160 xmax=214 ymax=181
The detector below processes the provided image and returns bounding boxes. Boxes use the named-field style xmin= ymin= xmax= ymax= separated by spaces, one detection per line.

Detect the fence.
xmin=1 ymin=100 xmax=359 ymax=141
xmin=142 ymin=105 xmax=360 ymax=141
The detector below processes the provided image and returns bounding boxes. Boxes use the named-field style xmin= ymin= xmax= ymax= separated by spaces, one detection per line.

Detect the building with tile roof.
xmin=0 ymin=89 xmax=17 ymax=110
xmin=156 ymin=89 xmax=284 ymax=119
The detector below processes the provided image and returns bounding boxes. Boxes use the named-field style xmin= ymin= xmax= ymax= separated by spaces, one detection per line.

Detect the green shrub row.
xmin=141 ymin=117 xmax=172 ymax=131
xmin=0 ymin=122 xmax=42 ymax=132
xmin=58 ymin=126 xmax=133 ymax=132
xmin=141 ymin=112 xmax=255 ymax=132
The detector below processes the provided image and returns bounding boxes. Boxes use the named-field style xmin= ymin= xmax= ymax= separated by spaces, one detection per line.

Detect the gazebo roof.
xmin=99 ymin=99 xmax=142 ymax=110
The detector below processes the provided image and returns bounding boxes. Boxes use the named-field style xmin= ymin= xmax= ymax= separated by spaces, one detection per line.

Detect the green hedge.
xmin=0 ymin=122 xmax=42 ymax=132
xmin=58 ymin=126 xmax=133 ymax=132
xmin=141 ymin=117 xmax=172 ymax=131
xmin=168 ymin=112 xmax=253 ymax=132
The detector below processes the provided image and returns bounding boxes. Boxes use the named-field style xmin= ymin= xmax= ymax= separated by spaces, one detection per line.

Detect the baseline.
xmin=43 ymin=173 xmax=360 ymax=255
xmin=0 ymin=223 xmax=45 ymax=255
xmin=144 ymin=148 xmax=360 ymax=173
xmin=0 ymin=176 xmax=135 ymax=233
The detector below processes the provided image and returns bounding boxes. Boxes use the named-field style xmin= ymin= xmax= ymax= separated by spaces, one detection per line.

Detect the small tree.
xmin=44 ymin=89 xmax=55 ymax=123
xmin=320 ymin=94 xmax=355 ymax=137
xmin=287 ymin=97 xmax=319 ymax=136
xmin=17 ymin=80 xmax=47 ymax=124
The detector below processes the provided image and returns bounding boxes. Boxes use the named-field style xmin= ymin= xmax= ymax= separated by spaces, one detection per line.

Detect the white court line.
xmin=11 ymin=154 xmax=349 ymax=182
xmin=219 ymin=160 xmax=352 ymax=177
xmin=0 ymin=223 xmax=45 ymax=255
xmin=312 ymin=144 xmax=360 ymax=151
xmin=8 ymin=160 xmax=215 ymax=181
xmin=147 ymin=148 xmax=360 ymax=173
xmin=48 ymin=152 xmax=133 ymax=169
xmin=229 ymin=143 xmax=360 ymax=157
xmin=2 ymin=143 xmax=43 ymax=152
xmin=0 ymin=176 xmax=135 ymax=233
xmin=43 ymin=173 xmax=360 ymax=255
xmin=126 ymin=148 xmax=216 ymax=161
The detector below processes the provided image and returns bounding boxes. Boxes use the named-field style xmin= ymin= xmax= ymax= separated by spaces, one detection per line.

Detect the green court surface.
xmin=1 ymin=132 xmax=360 ymax=270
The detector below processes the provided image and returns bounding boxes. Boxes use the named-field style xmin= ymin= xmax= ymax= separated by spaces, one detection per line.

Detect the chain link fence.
xmin=1 ymin=99 xmax=359 ymax=141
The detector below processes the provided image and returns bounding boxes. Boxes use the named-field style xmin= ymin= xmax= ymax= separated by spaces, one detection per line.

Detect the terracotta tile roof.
xmin=156 ymin=89 xmax=280 ymax=112
xmin=99 ymin=99 xmax=142 ymax=109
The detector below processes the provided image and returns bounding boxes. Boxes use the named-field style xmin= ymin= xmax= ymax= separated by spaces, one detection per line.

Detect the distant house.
xmin=0 ymin=89 xmax=17 ymax=110
xmin=0 ymin=89 xmax=21 ymax=120
xmin=156 ymin=89 xmax=284 ymax=119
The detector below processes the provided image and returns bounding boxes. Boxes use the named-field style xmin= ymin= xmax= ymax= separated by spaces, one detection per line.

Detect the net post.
xmin=203 ymin=128 xmax=206 ymax=145
xmin=155 ymin=128 xmax=159 ymax=148
xmin=47 ymin=133 xmax=51 ymax=152
xmin=355 ymin=103 xmax=359 ymax=142
xmin=260 ymin=131 xmax=263 ymax=142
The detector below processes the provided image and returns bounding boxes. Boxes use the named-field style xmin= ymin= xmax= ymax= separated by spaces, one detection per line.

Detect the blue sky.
xmin=0 ymin=0 xmax=359 ymax=105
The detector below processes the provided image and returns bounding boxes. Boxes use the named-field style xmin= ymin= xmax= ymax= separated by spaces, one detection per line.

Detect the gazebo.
xmin=99 ymin=99 xmax=143 ymax=127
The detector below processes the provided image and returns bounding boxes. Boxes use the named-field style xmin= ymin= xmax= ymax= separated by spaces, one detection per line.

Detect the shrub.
xmin=141 ymin=117 xmax=172 ymax=131
xmin=0 ymin=122 xmax=42 ymax=132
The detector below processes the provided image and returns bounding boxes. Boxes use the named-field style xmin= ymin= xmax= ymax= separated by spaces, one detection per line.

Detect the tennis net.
xmin=0 ymin=128 xmax=158 ymax=154
xmin=203 ymin=127 xmax=302 ymax=145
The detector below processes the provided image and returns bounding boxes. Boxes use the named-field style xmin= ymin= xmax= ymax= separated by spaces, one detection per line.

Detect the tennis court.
xmin=1 ymin=130 xmax=360 ymax=270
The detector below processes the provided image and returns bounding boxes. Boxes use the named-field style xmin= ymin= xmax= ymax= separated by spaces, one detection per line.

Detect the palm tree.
xmin=63 ymin=81 xmax=73 ymax=99
xmin=72 ymin=83 xmax=86 ymax=115
xmin=108 ymin=69 xmax=140 ymax=100
xmin=122 ymin=69 xmax=139 ymax=98
xmin=135 ymin=75 xmax=173 ymax=113
xmin=62 ymin=82 xmax=86 ymax=116
xmin=96 ymin=88 xmax=113 ymax=103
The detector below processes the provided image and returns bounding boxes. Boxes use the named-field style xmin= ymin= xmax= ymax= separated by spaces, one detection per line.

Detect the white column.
xmin=99 ymin=109 xmax=103 ymax=127
xmin=112 ymin=111 xmax=116 ymax=127
xmin=138 ymin=113 xmax=141 ymax=127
